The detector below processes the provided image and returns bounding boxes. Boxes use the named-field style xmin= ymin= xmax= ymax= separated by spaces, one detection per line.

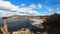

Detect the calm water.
xmin=0 ymin=18 xmax=44 ymax=32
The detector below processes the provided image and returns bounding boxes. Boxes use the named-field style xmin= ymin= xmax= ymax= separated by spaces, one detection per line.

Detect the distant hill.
xmin=0 ymin=15 xmax=48 ymax=19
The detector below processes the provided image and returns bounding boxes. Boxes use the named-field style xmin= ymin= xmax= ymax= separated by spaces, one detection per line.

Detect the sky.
xmin=0 ymin=0 xmax=60 ymax=17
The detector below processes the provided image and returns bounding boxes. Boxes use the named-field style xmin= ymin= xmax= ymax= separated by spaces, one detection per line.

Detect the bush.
xmin=43 ymin=13 xmax=60 ymax=34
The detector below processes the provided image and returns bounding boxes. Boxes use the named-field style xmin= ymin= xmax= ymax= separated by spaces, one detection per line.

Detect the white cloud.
xmin=46 ymin=7 xmax=53 ymax=12
xmin=29 ymin=4 xmax=36 ymax=9
xmin=29 ymin=3 xmax=42 ymax=9
xmin=19 ymin=7 xmax=40 ymax=16
xmin=20 ymin=3 xmax=25 ymax=7
xmin=0 ymin=0 xmax=41 ymax=17
xmin=0 ymin=1 xmax=19 ymax=11
xmin=37 ymin=3 xmax=42 ymax=8
xmin=57 ymin=11 xmax=60 ymax=14
xmin=0 ymin=10 xmax=14 ymax=17
xmin=48 ymin=8 xmax=52 ymax=12
xmin=0 ymin=10 xmax=27 ymax=17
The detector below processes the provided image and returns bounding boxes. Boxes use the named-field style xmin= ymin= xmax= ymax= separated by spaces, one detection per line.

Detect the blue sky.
xmin=0 ymin=0 xmax=60 ymax=17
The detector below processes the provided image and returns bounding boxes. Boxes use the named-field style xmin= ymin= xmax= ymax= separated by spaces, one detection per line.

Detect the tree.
xmin=43 ymin=13 xmax=60 ymax=34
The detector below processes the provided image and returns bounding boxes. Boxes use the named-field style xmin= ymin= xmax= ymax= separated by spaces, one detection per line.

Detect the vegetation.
xmin=43 ymin=13 xmax=60 ymax=34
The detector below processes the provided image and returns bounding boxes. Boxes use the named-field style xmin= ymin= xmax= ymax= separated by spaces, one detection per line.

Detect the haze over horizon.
xmin=0 ymin=0 xmax=60 ymax=17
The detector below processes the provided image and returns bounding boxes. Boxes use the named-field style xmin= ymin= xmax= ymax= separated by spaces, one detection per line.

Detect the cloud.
xmin=48 ymin=8 xmax=52 ymax=12
xmin=46 ymin=7 xmax=53 ymax=12
xmin=0 ymin=0 xmax=19 ymax=11
xmin=29 ymin=4 xmax=36 ymax=9
xmin=37 ymin=3 xmax=42 ymax=8
xmin=19 ymin=7 xmax=40 ymax=16
xmin=0 ymin=0 xmax=42 ymax=17
xmin=57 ymin=11 xmax=60 ymax=14
xmin=29 ymin=3 xmax=42 ymax=9
xmin=0 ymin=10 xmax=28 ymax=17
xmin=0 ymin=10 xmax=14 ymax=17
xmin=20 ymin=3 xmax=25 ymax=7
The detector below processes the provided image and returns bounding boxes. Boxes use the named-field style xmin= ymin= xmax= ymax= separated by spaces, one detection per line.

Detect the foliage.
xmin=43 ymin=13 xmax=60 ymax=34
